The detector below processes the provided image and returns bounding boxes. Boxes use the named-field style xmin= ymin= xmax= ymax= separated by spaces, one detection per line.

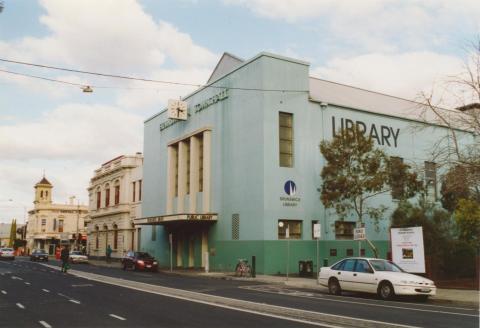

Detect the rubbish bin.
xmin=299 ymin=260 xmax=314 ymax=277
xmin=298 ymin=260 xmax=306 ymax=276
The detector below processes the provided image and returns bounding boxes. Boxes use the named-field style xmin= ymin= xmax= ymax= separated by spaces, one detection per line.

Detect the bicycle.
xmin=235 ymin=258 xmax=252 ymax=277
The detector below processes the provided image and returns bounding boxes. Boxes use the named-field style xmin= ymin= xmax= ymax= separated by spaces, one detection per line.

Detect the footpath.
xmin=87 ymin=259 xmax=479 ymax=308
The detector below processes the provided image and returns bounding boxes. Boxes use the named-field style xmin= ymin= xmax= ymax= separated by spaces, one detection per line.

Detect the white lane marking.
xmin=1 ymin=290 xmax=6 ymax=294
xmin=109 ymin=314 xmax=126 ymax=321
xmin=24 ymin=282 xmax=31 ymax=285
xmin=42 ymin=289 xmax=50 ymax=293
xmin=11 ymin=276 xmax=23 ymax=280
xmin=69 ymin=299 xmax=81 ymax=304
xmin=16 ymin=303 xmax=25 ymax=309
xmin=39 ymin=321 xmax=52 ymax=328
xmin=240 ymin=285 xmax=480 ymax=315
xmin=71 ymin=284 xmax=93 ymax=287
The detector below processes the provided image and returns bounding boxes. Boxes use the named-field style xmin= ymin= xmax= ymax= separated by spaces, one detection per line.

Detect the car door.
xmin=337 ymin=259 xmax=357 ymax=291
xmin=353 ymin=259 xmax=377 ymax=293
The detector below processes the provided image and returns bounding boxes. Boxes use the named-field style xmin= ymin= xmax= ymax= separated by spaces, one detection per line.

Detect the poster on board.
xmin=390 ymin=227 xmax=425 ymax=273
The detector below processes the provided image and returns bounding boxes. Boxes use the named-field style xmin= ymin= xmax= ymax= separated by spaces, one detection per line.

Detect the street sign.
xmin=313 ymin=223 xmax=321 ymax=239
xmin=354 ymin=228 xmax=366 ymax=240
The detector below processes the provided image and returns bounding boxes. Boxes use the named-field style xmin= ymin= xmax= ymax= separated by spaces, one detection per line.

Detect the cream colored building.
xmin=26 ymin=177 xmax=88 ymax=255
xmin=86 ymin=154 xmax=142 ymax=259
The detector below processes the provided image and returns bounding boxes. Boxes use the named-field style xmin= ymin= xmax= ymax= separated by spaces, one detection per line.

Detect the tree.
xmin=454 ymin=198 xmax=480 ymax=248
xmin=320 ymin=127 xmax=422 ymax=229
xmin=8 ymin=219 xmax=16 ymax=247
xmin=441 ymin=164 xmax=480 ymax=212
xmin=418 ymin=39 xmax=480 ymax=198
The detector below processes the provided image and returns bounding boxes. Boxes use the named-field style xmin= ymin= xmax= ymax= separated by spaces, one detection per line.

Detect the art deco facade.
xmin=86 ymin=154 xmax=142 ymax=259
xmin=26 ymin=177 xmax=88 ymax=254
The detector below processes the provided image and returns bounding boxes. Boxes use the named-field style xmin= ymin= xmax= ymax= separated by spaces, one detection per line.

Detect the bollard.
xmin=251 ymin=255 xmax=256 ymax=278
xmin=323 ymin=258 xmax=328 ymax=267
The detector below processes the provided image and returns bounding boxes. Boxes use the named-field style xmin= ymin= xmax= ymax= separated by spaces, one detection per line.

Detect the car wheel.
xmin=328 ymin=278 xmax=341 ymax=295
xmin=378 ymin=281 xmax=395 ymax=300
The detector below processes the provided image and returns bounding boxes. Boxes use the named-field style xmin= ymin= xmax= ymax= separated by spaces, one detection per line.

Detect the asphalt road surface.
xmin=0 ymin=258 xmax=478 ymax=328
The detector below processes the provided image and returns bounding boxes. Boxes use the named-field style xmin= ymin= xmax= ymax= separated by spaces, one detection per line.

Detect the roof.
xmin=35 ymin=177 xmax=52 ymax=186
xmin=207 ymin=52 xmax=245 ymax=84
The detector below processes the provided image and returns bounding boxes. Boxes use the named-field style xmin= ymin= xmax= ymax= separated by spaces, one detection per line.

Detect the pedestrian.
xmin=106 ymin=244 xmax=112 ymax=263
xmin=60 ymin=246 xmax=70 ymax=273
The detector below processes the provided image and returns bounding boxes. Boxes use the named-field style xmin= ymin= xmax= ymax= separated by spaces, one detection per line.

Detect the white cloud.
xmin=0 ymin=104 xmax=143 ymax=162
xmin=312 ymin=51 xmax=464 ymax=101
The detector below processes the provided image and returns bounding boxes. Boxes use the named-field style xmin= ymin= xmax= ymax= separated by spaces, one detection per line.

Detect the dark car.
xmin=30 ymin=249 xmax=49 ymax=262
xmin=121 ymin=251 xmax=158 ymax=271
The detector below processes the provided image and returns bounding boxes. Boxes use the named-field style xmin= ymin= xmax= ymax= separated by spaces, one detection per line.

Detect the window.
xmin=151 ymin=226 xmax=156 ymax=241
xmin=232 ymin=214 xmax=240 ymax=240
xmin=355 ymin=259 xmax=372 ymax=273
xmin=41 ymin=218 xmax=46 ymax=226
xmin=132 ymin=181 xmax=136 ymax=202
xmin=330 ymin=249 xmax=337 ymax=256
xmin=346 ymin=249 xmax=354 ymax=256
xmin=335 ymin=221 xmax=355 ymax=240
xmin=198 ymin=136 xmax=204 ymax=192
xmin=390 ymin=157 xmax=404 ymax=200
xmin=186 ymin=141 xmax=190 ymax=195
xmin=58 ymin=220 xmax=64 ymax=233
xmin=343 ymin=259 xmax=356 ymax=271
xmin=174 ymin=144 xmax=179 ymax=197
xmin=95 ymin=228 xmax=99 ymax=249
xmin=278 ymin=220 xmax=302 ymax=239
xmin=279 ymin=112 xmax=293 ymax=167
xmin=331 ymin=260 xmax=344 ymax=270
xmin=96 ymin=191 xmax=101 ymax=209
xmin=311 ymin=220 xmax=320 ymax=239
xmin=46 ymin=191 xmax=48 ymax=197
xmin=114 ymin=185 xmax=120 ymax=205
xmin=105 ymin=185 xmax=110 ymax=207
xmin=361 ymin=249 xmax=366 ymax=256
xmin=425 ymin=161 xmax=437 ymax=200
xmin=53 ymin=219 xmax=57 ymax=231
xmin=40 ymin=190 xmax=43 ymax=198
xmin=138 ymin=180 xmax=142 ymax=201
xmin=113 ymin=226 xmax=118 ymax=249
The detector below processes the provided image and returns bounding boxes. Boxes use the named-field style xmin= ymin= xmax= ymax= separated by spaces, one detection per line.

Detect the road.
xmin=0 ymin=258 xmax=478 ymax=328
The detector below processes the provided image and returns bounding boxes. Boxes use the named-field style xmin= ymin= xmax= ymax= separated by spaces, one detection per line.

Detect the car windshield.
xmin=369 ymin=260 xmax=404 ymax=272
xmin=70 ymin=251 xmax=82 ymax=255
xmin=136 ymin=252 xmax=152 ymax=259
xmin=1 ymin=248 xmax=13 ymax=251
xmin=34 ymin=250 xmax=47 ymax=254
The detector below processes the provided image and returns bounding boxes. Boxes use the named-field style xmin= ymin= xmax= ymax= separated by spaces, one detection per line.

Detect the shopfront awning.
xmin=134 ymin=213 xmax=217 ymax=226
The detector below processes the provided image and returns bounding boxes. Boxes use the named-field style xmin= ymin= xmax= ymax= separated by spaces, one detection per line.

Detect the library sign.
xmin=280 ymin=180 xmax=301 ymax=207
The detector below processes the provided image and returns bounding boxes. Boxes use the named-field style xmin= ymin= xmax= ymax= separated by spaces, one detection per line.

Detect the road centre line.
xmin=69 ymin=299 xmax=81 ymax=304
xmin=11 ymin=276 xmax=23 ymax=280
xmin=238 ymin=286 xmax=478 ymax=317
xmin=24 ymin=282 xmax=31 ymax=285
xmin=42 ymin=289 xmax=50 ymax=293
xmin=1 ymin=290 xmax=6 ymax=294
xmin=16 ymin=303 xmax=25 ymax=309
xmin=39 ymin=321 xmax=52 ymax=328
xmin=109 ymin=314 xmax=126 ymax=321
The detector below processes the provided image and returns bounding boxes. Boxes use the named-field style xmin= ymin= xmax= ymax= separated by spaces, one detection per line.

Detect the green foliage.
xmin=320 ymin=127 xmax=421 ymax=228
xmin=8 ymin=219 xmax=16 ymax=247
xmin=454 ymin=198 xmax=480 ymax=248
xmin=441 ymin=165 xmax=479 ymax=212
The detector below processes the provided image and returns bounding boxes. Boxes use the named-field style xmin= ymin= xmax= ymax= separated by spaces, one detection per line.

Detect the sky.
xmin=0 ymin=0 xmax=479 ymax=223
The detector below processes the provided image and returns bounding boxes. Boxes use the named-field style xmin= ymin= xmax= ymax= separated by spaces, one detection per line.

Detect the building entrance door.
xmin=48 ymin=244 xmax=54 ymax=255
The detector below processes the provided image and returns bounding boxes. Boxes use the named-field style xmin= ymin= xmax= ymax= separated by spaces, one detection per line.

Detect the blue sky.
xmin=0 ymin=0 xmax=479 ymax=223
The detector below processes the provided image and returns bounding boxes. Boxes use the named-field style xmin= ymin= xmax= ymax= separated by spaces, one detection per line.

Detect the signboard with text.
xmin=313 ymin=223 xmax=321 ymax=239
xmin=354 ymin=228 xmax=366 ymax=240
xmin=391 ymin=227 xmax=425 ymax=273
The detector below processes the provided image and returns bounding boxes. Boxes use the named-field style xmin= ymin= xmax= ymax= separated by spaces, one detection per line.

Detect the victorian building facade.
xmin=26 ymin=177 xmax=88 ymax=255
xmin=86 ymin=154 xmax=142 ymax=259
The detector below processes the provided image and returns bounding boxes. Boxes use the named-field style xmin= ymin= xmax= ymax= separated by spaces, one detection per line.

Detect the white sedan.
xmin=318 ymin=257 xmax=436 ymax=300
xmin=69 ymin=251 xmax=88 ymax=264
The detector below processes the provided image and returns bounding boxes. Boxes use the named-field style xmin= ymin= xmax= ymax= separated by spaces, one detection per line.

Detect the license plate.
xmin=420 ymin=289 xmax=431 ymax=292
xmin=146 ymin=265 xmax=151 ymax=268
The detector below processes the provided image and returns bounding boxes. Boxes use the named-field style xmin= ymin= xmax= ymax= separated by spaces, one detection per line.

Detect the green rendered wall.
xmin=211 ymin=240 xmax=390 ymax=275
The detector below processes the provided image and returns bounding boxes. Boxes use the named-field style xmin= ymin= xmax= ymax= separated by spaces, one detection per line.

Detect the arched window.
xmin=114 ymin=180 xmax=120 ymax=205
xmin=113 ymin=224 xmax=118 ymax=249
xmin=40 ymin=190 xmax=44 ymax=198
xmin=105 ymin=184 xmax=110 ymax=207
xmin=95 ymin=226 xmax=99 ymax=249
xmin=96 ymin=188 xmax=101 ymax=209
xmin=45 ymin=191 xmax=48 ymax=198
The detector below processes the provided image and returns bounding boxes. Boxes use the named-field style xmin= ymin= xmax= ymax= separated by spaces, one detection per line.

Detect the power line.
xmin=0 ymin=57 xmax=309 ymax=93
xmin=0 ymin=68 xmax=87 ymax=88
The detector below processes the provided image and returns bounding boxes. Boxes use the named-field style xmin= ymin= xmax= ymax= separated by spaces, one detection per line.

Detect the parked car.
xmin=69 ymin=251 xmax=88 ymax=264
xmin=0 ymin=248 xmax=15 ymax=260
xmin=30 ymin=249 xmax=49 ymax=262
xmin=122 ymin=251 xmax=158 ymax=271
xmin=318 ymin=257 xmax=436 ymax=300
